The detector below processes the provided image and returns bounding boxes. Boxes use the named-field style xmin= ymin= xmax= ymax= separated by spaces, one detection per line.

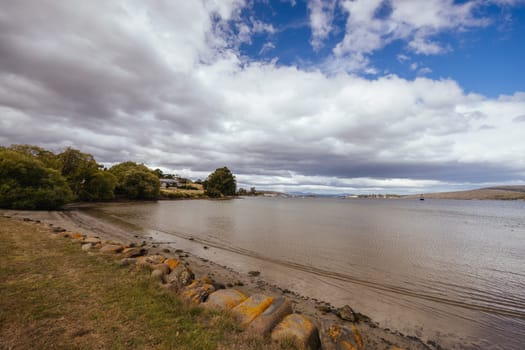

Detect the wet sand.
xmin=1 ymin=207 xmax=435 ymax=350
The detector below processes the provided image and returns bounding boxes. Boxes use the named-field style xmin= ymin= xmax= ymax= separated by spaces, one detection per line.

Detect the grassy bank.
xmin=0 ymin=216 xmax=273 ymax=349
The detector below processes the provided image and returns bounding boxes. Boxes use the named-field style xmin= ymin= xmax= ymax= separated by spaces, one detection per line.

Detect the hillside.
xmin=406 ymin=186 xmax=525 ymax=200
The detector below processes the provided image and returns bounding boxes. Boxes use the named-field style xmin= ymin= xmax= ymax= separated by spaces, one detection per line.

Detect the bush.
xmin=0 ymin=150 xmax=73 ymax=209
xmin=110 ymin=162 xmax=160 ymax=200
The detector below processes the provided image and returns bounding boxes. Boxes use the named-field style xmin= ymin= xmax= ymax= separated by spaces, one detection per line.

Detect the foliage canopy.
xmin=203 ymin=167 xmax=236 ymax=198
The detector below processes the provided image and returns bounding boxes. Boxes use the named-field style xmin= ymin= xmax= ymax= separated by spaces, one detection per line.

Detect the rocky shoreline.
xmin=1 ymin=209 xmax=439 ymax=350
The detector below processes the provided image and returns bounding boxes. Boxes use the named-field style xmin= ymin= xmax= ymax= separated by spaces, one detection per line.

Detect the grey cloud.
xmin=513 ymin=115 xmax=525 ymax=123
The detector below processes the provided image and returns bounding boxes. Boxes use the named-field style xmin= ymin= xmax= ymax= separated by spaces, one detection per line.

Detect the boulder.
xmin=248 ymin=297 xmax=293 ymax=337
xmin=104 ymin=240 xmax=122 ymax=246
xmin=83 ymin=237 xmax=101 ymax=244
xmin=99 ymin=244 xmax=123 ymax=254
xmin=81 ymin=243 xmax=94 ymax=251
xmin=165 ymin=258 xmax=180 ymax=270
xmin=337 ymin=305 xmax=357 ymax=323
xmin=165 ymin=264 xmax=194 ymax=291
xmin=231 ymin=294 xmax=274 ymax=327
xmin=271 ymin=314 xmax=321 ymax=350
xmin=180 ymin=280 xmax=215 ymax=304
xmin=136 ymin=255 xmax=166 ymax=269
xmin=152 ymin=263 xmax=171 ymax=275
xmin=204 ymin=289 xmax=247 ymax=310
xmin=122 ymin=247 xmax=147 ymax=258
xmin=151 ymin=269 xmax=166 ymax=283
xmin=119 ymin=258 xmax=137 ymax=266
xmin=319 ymin=320 xmax=364 ymax=350
xmin=70 ymin=233 xmax=85 ymax=240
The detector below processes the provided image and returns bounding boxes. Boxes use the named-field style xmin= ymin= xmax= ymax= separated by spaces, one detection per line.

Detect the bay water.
xmin=81 ymin=198 xmax=525 ymax=349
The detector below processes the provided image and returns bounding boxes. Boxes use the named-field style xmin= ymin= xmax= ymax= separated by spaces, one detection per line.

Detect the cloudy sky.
xmin=1 ymin=0 xmax=524 ymax=194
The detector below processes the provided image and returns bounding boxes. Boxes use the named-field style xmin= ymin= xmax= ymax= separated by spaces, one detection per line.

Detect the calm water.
xmin=82 ymin=198 xmax=525 ymax=349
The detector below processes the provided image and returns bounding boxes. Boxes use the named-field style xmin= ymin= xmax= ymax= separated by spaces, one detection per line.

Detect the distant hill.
xmin=406 ymin=186 xmax=525 ymax=200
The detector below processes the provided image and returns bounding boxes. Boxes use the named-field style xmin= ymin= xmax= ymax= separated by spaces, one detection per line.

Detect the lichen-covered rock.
xmin=152 ymin=263 xmax=171 ymax=275
xmin=122 ymin=247 xmax=147 ymax=258
xmin=136 ymin=255 xmax=166 ymax=269
xmin=319 ymin=320 xmax=364 ymax=350
xmin=232 ymin=294 xmax=274 ymax=327
xmin=165 ymin=258 xmax=180 ymax=270
xmin=180 ymin=280 xmax=215 ymax=304
xmin=70 ymin=233 xmax=85 ymax=240
xmin=81 ymin=243 xmax=94 ymax=251
xmin=248 ymin=297 xmax=293 ymax=337
xmin=165 ymin=264 xmax=194 ymax=291
xmin=99 ymin=244 xmax=123 ymax=254
xmin=271 ymin=314 xmax=321 ymax=350
xmin=204 ymin=289 xmax=248 ymax=310
xmin=82 ymin=236 xmax=101 ymax=244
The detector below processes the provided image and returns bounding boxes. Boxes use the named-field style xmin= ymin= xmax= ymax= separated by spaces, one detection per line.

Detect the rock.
xmin=180 ymin=280 xmax=215 ymax=304
xmin=104 ymin=240 xmax=122 ymax=246
xmin=271 ymin=314 xmax=321 ymax=350
xmin=83 ymin=237 xmax=101 ymax=244
xmin=213 ymin=282 xmax=226 ymax=290
xmin=52 ymin=227 xmax=66 ymax=233
xmin=316 ymin=305 xmax=333 ymax=314
xmin=70 ymin=233 xmax=85 ymax=240
xmin=81 ymin=243 xmax=94 ymax=251
xmin=119 ymin=258 xmax=137 ymax=266
xmin=231 ymin=294 xmax=274 ymax=327
xmin=248 ymin=270 xmax=260 ymax=277
xmin=337 ymin=305 xmax=357 ymax=323
xmin=204 ymin=289 xmax=248 ymax=310
xmin=165 ymin=258 xmax=180 ymax=270
xmin=162 ymin=248 xmax=170 ymax=253
xmin=152 ymin=263 xmax=171 ymax=275
xmin=248 ymin=297 xmax=293 ymax=337
xmin=136 ymin=255 xmax=166 ymax=269
xmin=319 ymin=320 xmax=364 ymax=350
xmin=122 ymin=247 xmax=147 ymax=258
xmin=165 ymin=264 xmax=194 ymax=291
xmin=99 ymin=244 xmax=123 ymax=254
xmin=151 ymin=269 xmax=166 ymax=283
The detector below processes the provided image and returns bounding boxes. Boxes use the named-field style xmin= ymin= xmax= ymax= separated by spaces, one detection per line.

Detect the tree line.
xmin=0 ymin=144 xmax=238 ymax=210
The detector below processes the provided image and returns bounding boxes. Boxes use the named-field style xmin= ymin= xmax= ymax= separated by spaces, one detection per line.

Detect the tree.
xmin=0 ymin=150 xmax=73 ymax=209
xmin=203 ymin=167 xmax=236 ymax=197
xmin=109 ymin=162 xmax=160 ymax=200
xmin=57 ymin=147 xmax=115 ymax=201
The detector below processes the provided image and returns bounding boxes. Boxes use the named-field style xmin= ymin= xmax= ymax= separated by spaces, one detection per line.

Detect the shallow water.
xmin=82 ymin=198 xmax=525 ymax=349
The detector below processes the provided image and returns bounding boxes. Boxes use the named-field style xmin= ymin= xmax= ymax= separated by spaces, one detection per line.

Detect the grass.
xmin=0 ymin=217 xmax=272 ymax=349
xmin=0 ymin=216 xmax=299 ymax=350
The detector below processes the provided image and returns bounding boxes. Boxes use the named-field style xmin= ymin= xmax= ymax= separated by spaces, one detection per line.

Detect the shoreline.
xmin=1 ymin=208 xmax=436 ymax=350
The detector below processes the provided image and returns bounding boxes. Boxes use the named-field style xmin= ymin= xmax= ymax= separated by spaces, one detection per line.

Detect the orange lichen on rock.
xmin=165 ymin=258 xmax=180 ymax=270
xmin=232 ymin=294 xmax=274 ymax=327
xmin=271 ymin=314 xmax=320 ymax=350
xmin=351 ymin=325 xmax=364 ymax=350
xmin=70 ymin=232 xmax=85 ymax=240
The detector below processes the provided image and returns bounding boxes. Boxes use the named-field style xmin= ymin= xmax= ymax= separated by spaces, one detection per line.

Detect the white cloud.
xmin=307 ymin=0 xmax=337 ymax=50
xmin=322 ymin=0 xmax=492 ymax=72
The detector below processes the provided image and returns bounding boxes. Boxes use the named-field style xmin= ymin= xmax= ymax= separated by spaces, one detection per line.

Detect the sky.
xmin=1 ymin=0 xmax=524 ymax=194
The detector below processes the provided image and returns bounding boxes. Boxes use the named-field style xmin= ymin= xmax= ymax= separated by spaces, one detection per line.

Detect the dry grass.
xmin=0 ymin=216 xmax=298 ymax=350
